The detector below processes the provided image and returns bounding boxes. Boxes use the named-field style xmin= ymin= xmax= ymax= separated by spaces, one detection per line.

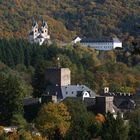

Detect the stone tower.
xmin=45 ymin=68 xmax=71 ymax=86
xmin=96 ymin=96 xmax=114 ymax=114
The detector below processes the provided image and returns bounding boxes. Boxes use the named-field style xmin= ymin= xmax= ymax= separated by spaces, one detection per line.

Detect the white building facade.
xmin=72 ymin=37 xmax=122 ymax=51
xmin=29 ymin=21 xmax=50 ymax=45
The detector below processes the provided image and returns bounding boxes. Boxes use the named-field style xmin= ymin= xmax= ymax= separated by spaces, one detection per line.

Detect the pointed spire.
xmin=32 ymin=17 xmax=38 ymax=27
xmin=42 ymin=20 xmax=48 ymax=28
xmin=33 ymin=21 xmax=38 ymax=27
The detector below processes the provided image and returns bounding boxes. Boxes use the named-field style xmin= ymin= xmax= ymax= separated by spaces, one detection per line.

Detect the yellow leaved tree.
xmin=36 ymin=102 xmax=71 ymax=139
xmin=0 ymin=126 xmax=4 ymax=136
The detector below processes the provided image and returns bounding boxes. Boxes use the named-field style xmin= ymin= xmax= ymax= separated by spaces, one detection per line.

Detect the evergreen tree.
xmin=32 ymin=60 xmax=49 ymax=97
xmin=0 ymin=73 xmax=28 ymax=125
xmin=129 ymin=108 xmax=140 ymax=140
xmin=101 ymin=112 xmax=129 ymax=140
xmin=64 ymin=99 xmax=99 ymax=140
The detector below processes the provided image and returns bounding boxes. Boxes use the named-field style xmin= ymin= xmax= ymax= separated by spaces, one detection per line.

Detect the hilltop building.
xmin=44 ymin=68 xmax=119 ymax=115
xmin=101 ymin=87 xmax=136 ymax=110
xmin=72 ymin=37 xmax=122 ymax=51
xmin=45 ymin=68 xmax=96 ymax=101
xmin=29 ymin=20 xmax=50 ymax=45
xmin=23 ymin=67 xmax=126 ymax=121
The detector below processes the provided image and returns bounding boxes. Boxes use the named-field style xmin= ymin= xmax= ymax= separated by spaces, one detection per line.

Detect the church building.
xmin=29 ymin=20 xmax=50 ymax=45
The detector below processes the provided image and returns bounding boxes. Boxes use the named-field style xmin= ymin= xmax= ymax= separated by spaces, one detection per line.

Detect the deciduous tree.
xmin=36 ymin=102 xmax=71 ymax=139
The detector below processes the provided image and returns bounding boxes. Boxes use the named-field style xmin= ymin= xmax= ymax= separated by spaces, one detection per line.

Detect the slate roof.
xmin=80 ymin=37 xmax=122 ymax=43
xmin=32 ymin=22 xmax=38 ymax=27
xmin=113 ymin=38 xmax=122 ymax=43
xmin=42 ymin=21 xmax=48 ymax=28
xmin=46 ymin=85 xmax=96 ymax=100
xmin=80 ymin=38 xmax=113 ymax=43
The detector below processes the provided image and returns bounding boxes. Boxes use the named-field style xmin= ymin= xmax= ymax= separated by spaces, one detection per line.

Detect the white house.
xmin=29 ymin=21 xmax=50 ymax=45
xmin=72 ymin=36 xmax=82 ymax=44
xmin=72 ymin=37 xmax=122 ymax=51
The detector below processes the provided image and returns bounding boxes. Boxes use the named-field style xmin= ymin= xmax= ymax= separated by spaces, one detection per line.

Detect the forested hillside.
xmin=0 ymin=0 xmax=140 ymax=42
xmin=0 ymin=1 xmax=140 ymax=139
xmin=0 ymin=39 xmax=140 ymax=96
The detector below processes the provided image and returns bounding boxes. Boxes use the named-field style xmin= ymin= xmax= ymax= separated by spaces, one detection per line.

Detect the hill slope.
xmin=0 ymin=0 xmax=140 ymax=42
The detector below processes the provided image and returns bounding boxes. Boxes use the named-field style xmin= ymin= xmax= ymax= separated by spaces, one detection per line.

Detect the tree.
xmin=0 ymin=72 xmax=28 ymax=125
xmin=64 ymin=98 xmax=100 ymax=140
xmin=19 ymin=131 xmax=33 ymax=140
xmin=36 ymin=102 xmax=71 ymax=139
xmin=32 ymin=60 xmax=49 ymax=97
xmin=82 ymin=18 xmax=103 ymax=39
xmin=121 ymin=14 xmax=140 ymax=36
xmin=11 ymin=114 xmax=28 ymax=130
xmin=129 ymin=108 xmax=140 ymax=140
xmin=0 ymin=126 xmax=4 ymax=136
xmin=95 ymin=113 xmax=105 ymax=123
xmin=101 ymin=112 xmax=129 ymax=140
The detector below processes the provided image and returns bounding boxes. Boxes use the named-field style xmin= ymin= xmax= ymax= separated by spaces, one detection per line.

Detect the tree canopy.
xmin=36 ymin=102 xmax=71 ymax=139
xmin=0 ymin=72 xmax=30 ymax=125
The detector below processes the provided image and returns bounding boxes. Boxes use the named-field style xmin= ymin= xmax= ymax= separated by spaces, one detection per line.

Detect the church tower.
xmin=31 ymin=21 xmax=39 ymax=39
xmin=29 ymin=21 xmax=39 ymax=43
xmin=40 ymin=21 xmax=50 ymax=39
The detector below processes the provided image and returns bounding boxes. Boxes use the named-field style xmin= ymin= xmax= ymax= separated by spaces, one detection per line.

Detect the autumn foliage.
xmin=96 ymin=114 xmax=105 ymax=123
xmin=36 ymin=102 xmax=71 ymax=139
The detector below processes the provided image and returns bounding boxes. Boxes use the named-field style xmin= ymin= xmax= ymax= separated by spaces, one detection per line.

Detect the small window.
xmin=72 ymin=91 xmax=74 ymax=94
xmin=66 ymin=92 xmax=68 ymax=94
